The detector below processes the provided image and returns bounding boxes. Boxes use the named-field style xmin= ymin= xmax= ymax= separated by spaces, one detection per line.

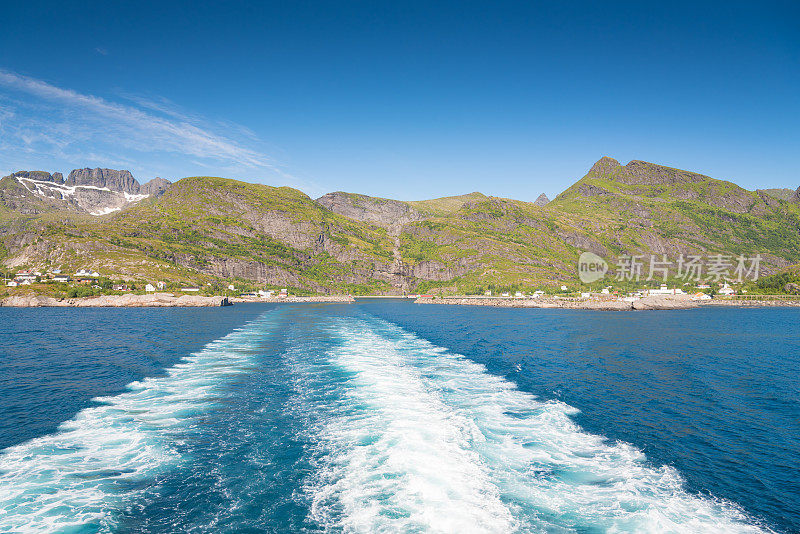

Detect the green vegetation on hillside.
xmin=2 ymin=159 xmax=799 ymax=295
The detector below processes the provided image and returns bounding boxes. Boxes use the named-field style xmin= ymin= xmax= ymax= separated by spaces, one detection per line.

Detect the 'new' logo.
xmin=577 ymin=251 xmax=608 ymax=283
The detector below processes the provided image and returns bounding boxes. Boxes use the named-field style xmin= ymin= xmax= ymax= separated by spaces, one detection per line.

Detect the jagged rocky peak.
xmin=316 ymin=191 xmax=420 ymax=226
xmin=533 ymin=193 xmax=550 ymax=206
xmin=587 ymin=156 xmax=621 ymax=177
xmin=6 ymin=167 xmax=165 ymax=216
xmin=9 ymin=170 xmax=64 ymax=184
xmin=793 ymin=186 xmax=800 ymax=203
xmin=66 ymin=168 xmax=141 ymax=194
xmin=142 ymin=177 xmax=172 ymax=197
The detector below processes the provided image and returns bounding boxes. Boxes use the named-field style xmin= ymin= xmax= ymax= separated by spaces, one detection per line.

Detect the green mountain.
xmin=2 ymin=158 xmax=799 ymax=294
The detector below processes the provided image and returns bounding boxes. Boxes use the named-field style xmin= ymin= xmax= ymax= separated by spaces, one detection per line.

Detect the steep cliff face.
xmin=533 ymin=193 xmax=550 ymax=206
xmin=2 ymin=168 xmax=163 ymax=216
xmin=66 ymin=168 xmax=141 ymax=194
xmin=8 ymin=171 xmax=64 ymax=184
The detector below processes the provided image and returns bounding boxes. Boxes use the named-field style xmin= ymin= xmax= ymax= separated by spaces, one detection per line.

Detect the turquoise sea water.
xmin=0 ymin=302 xmax=797 ymax=532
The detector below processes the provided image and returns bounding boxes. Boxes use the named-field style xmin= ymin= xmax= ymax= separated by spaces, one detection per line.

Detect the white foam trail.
xmin=289 ymin=325 xmax=515 ymax=533
xmin=291 ymin=317 xmax=768 ymax=533
xmin=0 ymin=317 xmax=271 ymax=533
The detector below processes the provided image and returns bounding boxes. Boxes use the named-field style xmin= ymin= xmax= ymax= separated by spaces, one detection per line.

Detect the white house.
xmin=580 ymin=292 xmax=591 ymax=298
xmin=156 ymin=281 xmax=166 ymax=290
xmin=228 ymin=284 xmax=235 ymax=291
xmin=514 ymin=291 xmax=524 ymax=299
xmin=6 ymin=280 xmax=18 ymax=287
xmin=15 ymin=270 xmax=37 ymax=282
xmin=560 ymin=285 xmax=568 ymax=291
xmin=647 ymin=284 xmax=685 ymax=296
xmin=52 ymin=274 xmax=70 ymax=283
xmin=692 ymin=292 xmax=712 ymax=301
xmin=718 ymin=283 xmax=735 ymax=296
xmin=145 ymin=283 xmax=156 ymax=292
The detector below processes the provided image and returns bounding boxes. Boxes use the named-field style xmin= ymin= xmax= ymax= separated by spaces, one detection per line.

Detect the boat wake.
xmin=0 ymin=307 xmax=770 ymax=532
xmin=0 ymin=317 xmax=272 ymax=533
xmin=288 ymin=315 xmax=767 ymax=533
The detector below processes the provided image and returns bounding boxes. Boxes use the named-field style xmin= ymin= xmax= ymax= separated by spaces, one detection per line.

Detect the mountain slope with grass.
xmin=2 ymin=158 xmax=799 ymax=295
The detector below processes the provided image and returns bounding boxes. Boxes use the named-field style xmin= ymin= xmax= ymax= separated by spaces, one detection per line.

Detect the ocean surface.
xmin=0 ymin=301 xmax=798 ymax=533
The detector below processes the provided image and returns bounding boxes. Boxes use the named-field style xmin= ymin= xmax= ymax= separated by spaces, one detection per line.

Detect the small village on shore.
xmin=0 ymin=267 xmax=352 ymax=307
xmin=2 ymin=264 xmax=799 ymax=309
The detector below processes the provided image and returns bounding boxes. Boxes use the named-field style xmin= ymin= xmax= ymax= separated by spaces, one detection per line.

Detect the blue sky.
xmin=0 ymin=1 xmax=797 ymax=200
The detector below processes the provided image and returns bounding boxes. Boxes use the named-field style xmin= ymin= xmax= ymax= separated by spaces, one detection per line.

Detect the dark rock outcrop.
xmin=8 ymin=171 xmax=64 ymax=184
xmin=66 ymin=168 xmax=141 ymax=194
xmin=578 ymin=183 xmax=611 ymax=197
xmin=142 ymin=177 xmax=171 ymax=197
xmin=316 ymin=191 xmax=421 ymax=226
xmin=793 ymin=187 xmax=800 ymax=203
xmin=533 ymin=193 xmax=550 ymax=206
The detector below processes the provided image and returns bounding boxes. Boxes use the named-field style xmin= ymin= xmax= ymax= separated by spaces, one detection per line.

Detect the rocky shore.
xmin=706 ymin=298 xmax=800 ymax=308
xmin=415 ymin=296 xmax=800 ymax=310
xmin=1 ymin=293 xmax=231 ymax=307
xmin=230 ymin=295 xmax=355 ymax=304
xmin=414 ymin=296 xmax=698 ymax=310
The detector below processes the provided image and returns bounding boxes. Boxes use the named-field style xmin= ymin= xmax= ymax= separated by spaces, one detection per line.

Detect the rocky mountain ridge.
xmin=66 ymin=168 xmax=141 ymax=194
xmin=1 ymin=157 xmax=798 ymax=294
xmin=2 ymin=168 xmax=171 ymax=216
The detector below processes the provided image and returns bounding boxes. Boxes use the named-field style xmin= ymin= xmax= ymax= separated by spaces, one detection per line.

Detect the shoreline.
xmin=230 ymin=295 xmax=355 ymax=304
xmin=0 ymin=293 xmax=232 ymax=308
xmin=4 ymin=293 xmax=798 ymax=309
xmin=414 ymin=296 xmax=800 ymax=310
xmin=0 ymin=293 xmax=357 ymax=307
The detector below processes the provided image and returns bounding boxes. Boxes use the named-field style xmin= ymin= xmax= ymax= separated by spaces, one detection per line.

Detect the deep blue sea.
xmin=0 ymin=301 xmax=798 ymax=532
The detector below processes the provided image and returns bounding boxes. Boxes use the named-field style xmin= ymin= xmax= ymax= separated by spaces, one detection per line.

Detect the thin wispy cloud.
xmin=0 ymin=68 xmax=319 ymax=193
